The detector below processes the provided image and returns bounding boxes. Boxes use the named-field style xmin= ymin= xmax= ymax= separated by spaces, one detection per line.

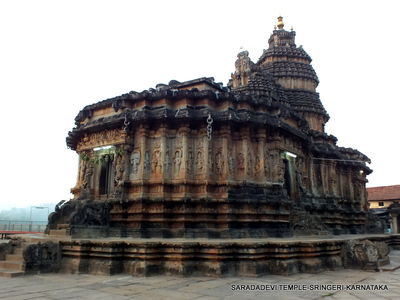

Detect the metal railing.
xmin=0 ymin=220 xmax=47 ymax=232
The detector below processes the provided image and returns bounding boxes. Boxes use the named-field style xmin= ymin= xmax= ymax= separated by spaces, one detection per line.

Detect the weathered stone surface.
xmin=374 ymin=241 xmax=390 ymax=259
xmin=23 ymin=241 xmax=61 ymax=273
xmin=58 ymin=238 xmax=344 ymax=276
xmin=341 ymin=239 xmax=388 ymax=269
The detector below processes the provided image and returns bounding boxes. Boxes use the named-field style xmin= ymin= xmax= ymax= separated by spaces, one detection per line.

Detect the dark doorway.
xmin=397 ymin=216 xmax=400 ymax=233
xmin=283 ymin=159 xmax=292 ymax=196
xmin=99 ymin=155 xmax=112 ymax=195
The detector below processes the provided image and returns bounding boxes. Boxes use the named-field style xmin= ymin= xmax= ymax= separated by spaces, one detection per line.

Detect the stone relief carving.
xmin=269 ymin=150 xmax=284 ymax=182
xmin=130 ymin=151 xmax=141 ymax=175
xmin=196 ymin=151 xmax=204 ymax=173
xmin=164 ymin=147 xmax=171 ymax=174
xmin=295 ymin=157 xmax=306 ymax=193
xmin=114 ymin=152 xmax=124 ymax=187
xmin=247 ymin=148 xmax=253 ymax=176
xmin=70 ymin=201 xmax=110 ymax=226
xmin=328 ymin=162 xmax=338 ymax=195
xmin=78 ymin=155 xmax=90 ymax=189
xmin=23 ymin=241 xmax=61 ymax=273
xmin=152 ymin=149 xmax=162 ymax=174
xmin=237 ymin=152 xmax=245 ymax=171
xmin=144 ymin=151 xmax=150 ymax=172
xmin=77 ymin=129 xmax=125 ymax=151
xmin=341 ymin=239 xmax=388 ymax=269
xmin=264 ymin=149 xmax=270 ymax=180
xmin=186 ymin=148 xmax=193 ymax=175
xmin=228 ymin=155 xmax=235 ymax=175
xmin=215 ymin=149 xmax=224 ymax=175
xmin=82 ymin=163 xmax=93 ymax=192
xmin=290 ymin=209 xmax=328 ymax=235
xmin=254 ymin=155 xmax=261 ymax=175
xmin=313 ymin=163 xmax=323 ymax=194
xmin=173 ymin=148 xmax=183 ymax=175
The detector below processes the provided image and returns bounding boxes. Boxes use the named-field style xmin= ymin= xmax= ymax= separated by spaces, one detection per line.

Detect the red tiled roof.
xmin=367 ymin=185 xmax=400 ymax=201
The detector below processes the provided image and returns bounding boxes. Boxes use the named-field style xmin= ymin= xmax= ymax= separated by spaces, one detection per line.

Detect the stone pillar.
xmin=230 ymin=129 xmax=239 ymax=182
xmin=219 ymin=125 xmax=230 ymax=182
xmin=320 ymin=161 xmax=327 ymax=196
xmin=133 ymin=125 xmax=148 ymax=198
xmin=238 ymin=127 xmax=248 ymax=181
xmin=194 ymin=129 xmax=207 ymax=197
xmin=255 ymin=129 xmax=266 ymax=183
xmin=122 ymin=144 xmax=133 ymax=189
xmin=347 ymin=169 xmax=354 ymax=202
xmin=180 ymin=125 xmax=189 ymax=183
xmin=159 ymin=125 xmax=167 ymax=197
xmin=310 ymin=160 xmax=322 ymax=196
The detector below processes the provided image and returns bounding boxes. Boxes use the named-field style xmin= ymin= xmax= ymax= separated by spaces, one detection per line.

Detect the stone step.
xmin=0 ymin=269 xmax=24 ymax=278
xmin=49 ymin=229 xmax=69 ymax=236
xmin=5 ymin=254 xmax=23 ymax=262
xmin=13 ymin=247 xmax=24 ymax=255
xmin=0 ymin=261 xmax=24 ymax=271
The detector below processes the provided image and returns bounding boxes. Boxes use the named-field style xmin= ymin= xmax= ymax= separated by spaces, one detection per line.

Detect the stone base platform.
xmin=61 ymin=238 xmax=343 ymax=276
xmin=4 ymin=233 xmax=397 ymax=277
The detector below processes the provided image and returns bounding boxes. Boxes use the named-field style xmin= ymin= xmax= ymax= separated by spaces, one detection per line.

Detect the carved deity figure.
xmin=152 ymin=149 xmax=162 ymax=174
xmin=173 ymin=149 xmax=182 ymax=175
xmin=247 ymin=150 xmax=253 ymax=176
xmin=114 ymin=153 xmax=124 ymax=187
xmin=269 ymin=151 xmax=284 ymax=182
xmin=327 ymin=162 xmax=338 ymax=196
xmin=237 ymin=153 xmax=245 ymax=171
xmin=78 ymin=157 xmax=88 ymax=188
xmin=215 ymin=150 xmax=224 ymax=175
xmin=196 ymin=151 xmax=204 ymax=173
xmin=130 ymin=151 xmax=141 ymax=174
xmin=254 ymin=156 xmax=261 ymax=175
xmin=82 ymin=163 xmax=93 ymax=189
xmin=295 ymin=157 xmax=306 ymax=193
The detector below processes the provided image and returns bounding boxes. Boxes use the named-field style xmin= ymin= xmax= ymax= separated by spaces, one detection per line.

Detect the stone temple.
xmin=2 ymin=17 xmax=397 ymax=277
xmin=57 ymin=16 xmax=373 ymax=238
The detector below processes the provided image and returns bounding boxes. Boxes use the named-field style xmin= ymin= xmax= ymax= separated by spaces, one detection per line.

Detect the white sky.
xmin=0 ymin=0 xmax=399 ymax=210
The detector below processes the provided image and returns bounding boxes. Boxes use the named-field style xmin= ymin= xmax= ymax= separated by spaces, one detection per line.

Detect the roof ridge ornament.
xmin=277 ymin=16 xmax=284 ymax=30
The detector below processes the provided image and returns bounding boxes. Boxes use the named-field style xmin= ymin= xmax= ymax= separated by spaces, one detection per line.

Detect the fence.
xmin=0 ymin=220 xmax=47 ymax=232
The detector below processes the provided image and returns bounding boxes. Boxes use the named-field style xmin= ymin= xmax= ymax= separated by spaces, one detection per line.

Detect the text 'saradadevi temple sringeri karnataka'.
xmin=3 ymin=17 xmax=399 ymax=277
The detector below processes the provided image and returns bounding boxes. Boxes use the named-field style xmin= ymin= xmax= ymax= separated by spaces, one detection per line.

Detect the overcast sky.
xmin=0 ymin=0 xmax=399 ymax=210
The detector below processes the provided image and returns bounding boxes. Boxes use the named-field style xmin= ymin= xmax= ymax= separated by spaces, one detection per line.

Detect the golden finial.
xmin=277 ymin=16 xmax=284 ymax=30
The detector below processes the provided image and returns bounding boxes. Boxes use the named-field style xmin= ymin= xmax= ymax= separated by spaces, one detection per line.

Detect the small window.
xmin=378 ymin=201 xmax=384 ymax=207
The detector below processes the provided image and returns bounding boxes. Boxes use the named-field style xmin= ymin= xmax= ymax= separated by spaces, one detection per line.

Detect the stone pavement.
xmin=1 ymin=252 xmax=400 ymax=300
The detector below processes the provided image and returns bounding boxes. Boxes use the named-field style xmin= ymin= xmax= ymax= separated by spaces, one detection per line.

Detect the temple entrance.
xmin=283 ymin=159 xmax=292 ymax=196
xmin=283 ymin=152 xmax=299 ymax=200
xmin=99 ymin=155 xmax=112 ymax=195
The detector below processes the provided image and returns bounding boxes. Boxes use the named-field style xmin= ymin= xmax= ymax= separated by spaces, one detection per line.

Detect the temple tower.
xmin=257 ymin=16 xmax=329 ymax=132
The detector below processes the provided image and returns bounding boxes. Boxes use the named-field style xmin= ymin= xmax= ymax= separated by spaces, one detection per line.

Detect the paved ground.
xmin=1 ymin=252 xmax=400 ymax=300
